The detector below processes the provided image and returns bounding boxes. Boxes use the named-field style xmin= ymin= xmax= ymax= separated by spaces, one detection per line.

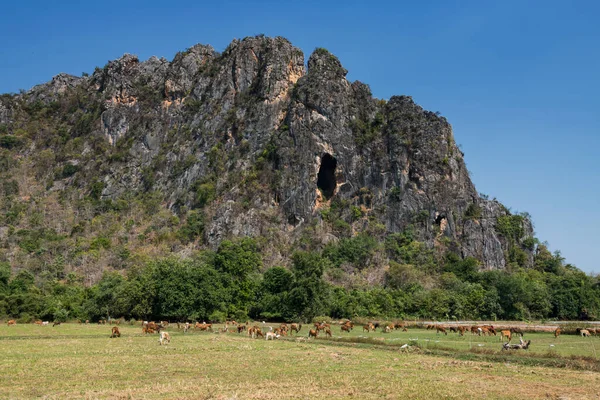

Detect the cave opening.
xmin=317 ymin=153 xmax=337 ymax=200
xmin=435 ymin=214 xmax=446 ymax=225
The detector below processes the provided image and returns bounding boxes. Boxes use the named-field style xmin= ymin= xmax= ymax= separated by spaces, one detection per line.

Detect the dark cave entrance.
xmin=317 ymin=153 xmax=337 ymax=200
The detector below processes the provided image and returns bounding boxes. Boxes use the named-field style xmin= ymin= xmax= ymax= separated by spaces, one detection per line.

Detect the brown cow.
xmin=470 ymin=326 xmax=479 ymax=335
xmin=308 ymin=329 xmax=318 ymax=338
xmin=34 ymin=320 xmax=42 ymax=325
xmin=7 ymin=320 xmax=16 ymax=326
xmin=290 ymin=323 xmax=302 ymax=335
xmin=363 ymin=323 xmax=374 ymax=332
xmin=500 ymin=330 xmax=512 ymax=342
xmin=394 ymin=321 xmax=405 ymax=330
xmin=195 ymin=322 xmax=212 ymax=331
xmin=324 ymin=328 xmax=332 ymax=338
xmin=554 ymin=328 xmax=561 ymax=338
xmin=457 ymin=326 xmax=467 ymax=336
xmin=436 ymin=326 xmax=448 ymax=335
xmin=341 ymin=324 xmax=351 ymax=333
xmin=53 ymin=321 xmax=61 ymax=327
xmin=237 ymin=324 xmax=247 ymax=333
xmin=110 ymin=327 xmax=121 ymax=338
xmin=253 ymin=327 xmax=264 ymax=338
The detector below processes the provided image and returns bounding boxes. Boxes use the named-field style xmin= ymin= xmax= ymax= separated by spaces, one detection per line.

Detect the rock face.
xmin=0 ymin=36 xmax=534 ymax=276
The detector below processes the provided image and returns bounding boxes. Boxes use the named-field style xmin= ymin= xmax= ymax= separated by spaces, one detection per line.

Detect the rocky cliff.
xmin=0 ymin=36 xmax=534 ymax=283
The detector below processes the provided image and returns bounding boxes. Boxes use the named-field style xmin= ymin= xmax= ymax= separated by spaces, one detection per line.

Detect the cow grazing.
xmin=324 ymin=328 xmax=332 ymax=338
xmin=510 ymin=327 xmax=523 ymax=336
xmin=394 ymin=322 xmax=404 ymax=330
xmin=500 ymin=330 xmax=512 ymax=342
xmin=308 ymin=329 xmax=318 ymax=338
xmin=195 ymin=322 xmax=212 ymax=331
xmin=470 ymin=326 xmax=479 ymax=335
xmin=237 ymin=324 xmax=247 ymax=334
xmin=7 ymin=320 xmax=16 ymax=326
xmin=110 ymin=327 xmax=121 ymax=338
xmin=253 ymin=327 xmax=264 ymax=338
xmin=290 ymin=323 xmax=302 ymax=335
xmin=159 ymin=331 xmax=171 ymax=345
xmin=581 ymin=329 xmax=591 ymax=337
xmin=383 ymin=324 xmax=394 ymax=333
xmin=53 ymin=321 xmax=61 ymax=327
xmin=265 ymin=331 xmax=279 ymax=340
xmin=457 ymin=326 xmax=466 ymax=336
xmin=34 ymin=320 xmax=42 ymax=325
xmin=42 ymin=321 xmax=49 ymax=326
xmin=362 ymin=323 xmax=374 ymax=333
xmin=436 ymin=326 xmax=448 ymax=335
xmin=554 ymin=328 xmax=561 ymax=338
xmin=341 ymin=324 xmax=352 ymax=333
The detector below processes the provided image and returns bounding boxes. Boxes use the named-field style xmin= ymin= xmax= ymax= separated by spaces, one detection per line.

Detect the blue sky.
xmin=1 ymin=0 xmax=598 ymax=273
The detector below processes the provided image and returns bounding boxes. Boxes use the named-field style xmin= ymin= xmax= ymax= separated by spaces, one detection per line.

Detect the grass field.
xmin=1 ymin=323 xmax=599 ymax=399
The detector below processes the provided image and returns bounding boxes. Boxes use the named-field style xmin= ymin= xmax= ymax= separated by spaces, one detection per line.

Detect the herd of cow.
xmin=5 ymin=319 xmax=599 ymax=349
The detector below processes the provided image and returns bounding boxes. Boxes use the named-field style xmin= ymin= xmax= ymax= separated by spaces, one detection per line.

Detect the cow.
xmin=342 ymin=321 xmax=354 ymax=330
xmin=53 ymin=321 xmax=61 ymax=327
xmin=159 ymin=331 xmax=171 ymax=345
xmin=457 ymin=326 xmax=467 ymax=336
xmin=470 ymin=326 xmax=479 ymax=335
xmin=42 ymin=321 xmax=49 ymax=326
xmin=34 ymin=320 xmax=42 ymax=325
xmin=580 ymin=329 xmax=591 ymax=337
xmin=436 ymin=326 xmax=448 ymax=335
xmin=308 ymin=329 xmax=318 ymax=338
xmin=110 ymin=327 xmax=121 ymax=338
xmin=500 ymin=330 xmax=512 ymax=342
xmin=486 ymin=326 xmax=497 ymax=336
xmin=7 ymin=320 xmax=16 ymax=326
xmin=237 ymin=324 xmax=247 ymax=334
xmin=341 ymin=324 xmax=352 ymax=333
xmin=253 ymin=327 xmax=264 ymax=339
xmin=183 ymin=322 xmax=190 ymax=333
xmin=554 ymin=328 xmax=561 ymax=338
xmin=290 ymin=323 xmax=302 ymax=335
xmin=324 ymin=328 xmax=332 ymax=338
xmin=510 ymin=327 xmax=523 ymax=336
xmin=363 ymin=323 xmax=374 ymax=333
xmin=383 ymin=324 xmax=394 ymax=333
xmin=265 ymin=331 xmax=279 ymax=340
xmin=195 ymin=322 xmax=212 ymax=331
xmin=394 ymin=321 xmax=404 ymax=330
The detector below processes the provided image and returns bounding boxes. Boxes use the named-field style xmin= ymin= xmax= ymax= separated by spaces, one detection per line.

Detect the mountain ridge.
xmin=0 ymin=35 xmax=534 ymax=284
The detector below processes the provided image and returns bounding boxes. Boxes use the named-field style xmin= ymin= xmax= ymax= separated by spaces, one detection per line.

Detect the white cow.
xmin=159 ymin=331 xmax=171 ymax=345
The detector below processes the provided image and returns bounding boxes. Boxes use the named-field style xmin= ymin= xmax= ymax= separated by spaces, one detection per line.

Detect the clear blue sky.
xmin=1 ymin=0 xmax=598 ymax=273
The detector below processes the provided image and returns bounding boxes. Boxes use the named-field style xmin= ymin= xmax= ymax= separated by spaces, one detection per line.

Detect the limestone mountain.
xmin=0 ymin=36 xmax=535 ymax=285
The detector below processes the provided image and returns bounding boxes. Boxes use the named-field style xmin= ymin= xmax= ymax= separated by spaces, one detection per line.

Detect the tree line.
xmin=1 ymin=235 xmax=598 ymax=323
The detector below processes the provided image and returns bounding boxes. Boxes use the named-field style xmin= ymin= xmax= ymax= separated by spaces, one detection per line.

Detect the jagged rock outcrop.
xmin=0 ymin=36 xmax=534 ymax=280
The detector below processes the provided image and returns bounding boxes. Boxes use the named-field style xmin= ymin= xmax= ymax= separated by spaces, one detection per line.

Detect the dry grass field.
xmin=1 ymin=323 xmax=599 ymax=399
